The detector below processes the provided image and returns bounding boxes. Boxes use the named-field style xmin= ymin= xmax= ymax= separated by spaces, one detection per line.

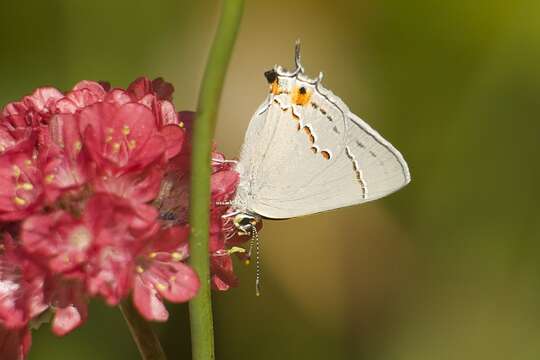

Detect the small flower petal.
xmin=133 ymin=276 xmax=169 ymax=321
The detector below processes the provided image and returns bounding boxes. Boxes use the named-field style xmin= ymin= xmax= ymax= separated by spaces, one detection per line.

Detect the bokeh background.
xmin=2 ymin=0 xmax=540 ymax=359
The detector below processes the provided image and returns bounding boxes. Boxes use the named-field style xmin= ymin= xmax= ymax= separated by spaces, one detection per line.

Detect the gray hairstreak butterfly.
xmin=223 ymin=42 xmax=411 ymax=294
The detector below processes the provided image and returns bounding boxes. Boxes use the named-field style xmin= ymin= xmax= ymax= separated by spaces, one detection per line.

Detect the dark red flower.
xmin=0 ymin=325 xmax=31 ymax=360
xmin=127 ymin=77 xmax=177 ymax=126
xmin=154 ymin=111 xmax=253 ymax=292
xmin=126 ymin=77 xmax=183 ymax=157
xmin=210 ymin=254 xmax=238 ymax=291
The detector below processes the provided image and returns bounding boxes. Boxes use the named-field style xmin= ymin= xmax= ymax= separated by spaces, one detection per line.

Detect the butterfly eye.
xmin=234 ymin=214 xmax=252 ymax=229
xmin=239 ymin=217 xmax=253 ymax=227
xmin=299 ymin=87 xmax=306 ymax=94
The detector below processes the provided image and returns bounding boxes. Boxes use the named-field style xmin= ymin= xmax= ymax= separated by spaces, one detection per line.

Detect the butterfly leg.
xmin=221 ymin=209 xmax=241 ymax=218
xmin=211 ymin=158 xmax=238 ymax=165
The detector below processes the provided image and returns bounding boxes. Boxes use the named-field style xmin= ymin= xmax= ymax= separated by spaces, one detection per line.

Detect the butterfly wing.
xmin=234 ymin=68 xmax=410 ymax=219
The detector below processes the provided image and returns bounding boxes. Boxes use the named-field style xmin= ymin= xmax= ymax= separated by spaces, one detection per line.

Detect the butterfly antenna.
xmin=251 ymin=226 xmax=262 ymax=296
xmin=294 ymin=39 xmax=304 ymax=73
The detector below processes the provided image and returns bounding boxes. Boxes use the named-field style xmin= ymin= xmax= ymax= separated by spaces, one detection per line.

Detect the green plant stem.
xmin=188 ymin=1 xmax=244 ymax=359
xmin=119 ymin=300 xmax=167 ymax=360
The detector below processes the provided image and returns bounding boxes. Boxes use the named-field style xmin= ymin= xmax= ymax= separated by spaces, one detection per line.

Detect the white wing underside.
xmin=233 ymin=69 xmax=410 ymax=219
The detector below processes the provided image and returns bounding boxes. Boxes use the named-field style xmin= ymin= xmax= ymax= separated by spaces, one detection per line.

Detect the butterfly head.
xmin=233 ymin=212 xmax=261 ymax=236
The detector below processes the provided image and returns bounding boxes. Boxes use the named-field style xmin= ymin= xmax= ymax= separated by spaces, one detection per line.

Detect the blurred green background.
xmin=2 ymin=0 xmax=540 ymax=359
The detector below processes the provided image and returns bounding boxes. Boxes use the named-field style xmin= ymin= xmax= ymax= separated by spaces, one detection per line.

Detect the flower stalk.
xmin=120 ymin=300 xmax=167 ymax=360
xmin=189 ymin=0 xmax=244 ymax=359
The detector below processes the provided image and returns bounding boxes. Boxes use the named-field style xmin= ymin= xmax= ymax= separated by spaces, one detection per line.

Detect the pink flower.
xmin=0 ymin=153 xmax=44 ymax=221
xmin=21 ymin=87 xmax=63 ymax=122
xmin=85 ymin=194 xmax=159 ymax=305
xmin=133 ymin=226 xmax=199 ymax=321
xmin=0 ymin=235 xmax=47 ymax=330
xmin=79 ymin=102 xmax=167 ymax=173
xmin=53 ymin=81 xmax=107 ymax=114
xmin=93 ymin=165 xmax=164 ymax=204
xmin=2 ymin=87 xmax=62 ymax=127
xmin=21 ymin=211 xmax=91 ymax=274
xmin=0 ymin=123 xmax=34 ymax=156
xmin=46 ymin=278 xmax=87 ymax=336
xmin=0 ymin=76 xmax=245 ymax=359
xmin=38 ymin=112 xmax=91 ymax=201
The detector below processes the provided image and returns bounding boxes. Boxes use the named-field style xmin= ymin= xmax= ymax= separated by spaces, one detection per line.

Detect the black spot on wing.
xmin=264 ymin=69 xmax=278 ymax=83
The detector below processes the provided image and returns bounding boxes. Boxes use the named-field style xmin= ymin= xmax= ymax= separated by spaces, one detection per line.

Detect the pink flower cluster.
xmin=0 ymin=78 xmax=246 ymax=359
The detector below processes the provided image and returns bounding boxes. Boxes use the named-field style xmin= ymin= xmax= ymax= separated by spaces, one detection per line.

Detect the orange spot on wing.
xmin=321 ymin=150 xmax=331 ymax=160
xmin=270 ymin=80 xmax=281 ymax=95
xmin=292 ymin=86 xmax=311 ymax=106
xmin=302 ymin=126 xmax=315 ymax=144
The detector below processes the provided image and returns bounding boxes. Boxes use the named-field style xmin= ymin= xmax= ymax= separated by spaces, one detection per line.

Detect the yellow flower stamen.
xmin=171 ymin=252 xmax=183 ymax=261
xmin=155 ymin=283 xmax=167 ymax=291
xmin=45 ymin=174 xmax=55 ymax=184
xmin=18 ymin=182 xmax=33 ymax=191
xmin=13 ymin=196 xmax=26 ymax=206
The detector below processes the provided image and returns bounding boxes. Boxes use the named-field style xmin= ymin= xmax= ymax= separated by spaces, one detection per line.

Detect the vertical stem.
xmin=189 ymin=1 xmax=244 ymax=360
xmin=119 ymin=301 xmax=167 ymax=360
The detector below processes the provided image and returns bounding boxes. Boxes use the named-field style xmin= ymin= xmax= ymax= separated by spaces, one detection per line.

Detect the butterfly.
xmin=218 ymin=42 xmax=411 ymax=294
xmin=227 ymin=43 xmax=410 ymax=229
